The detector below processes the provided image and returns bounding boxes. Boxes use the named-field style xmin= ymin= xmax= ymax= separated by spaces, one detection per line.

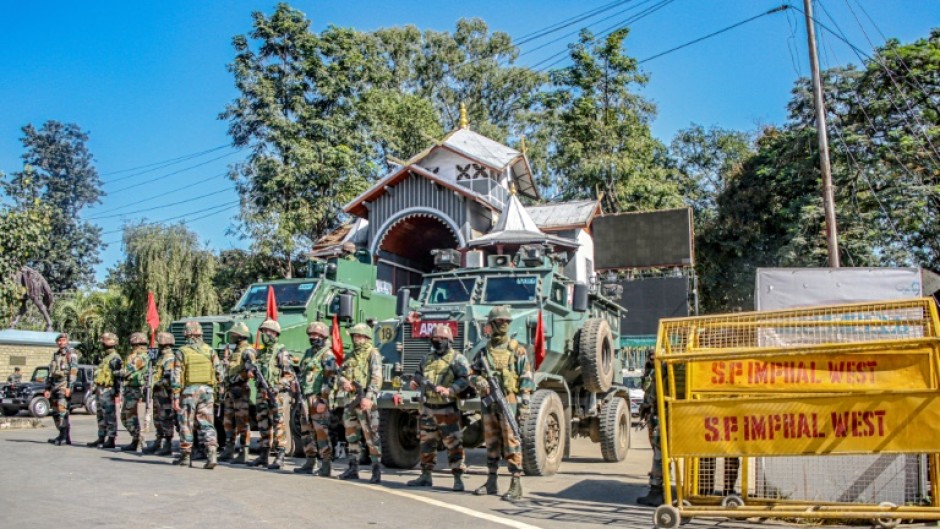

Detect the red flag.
xmin=331 ymin=314 xmax=344 ymax=366
xmin=256 ymin=286 xmax=279 ymax=348
xmin=146 ymin=291 xmax=160 ymax=347
xmin=533 ymin=309 xmax=547 ymax=370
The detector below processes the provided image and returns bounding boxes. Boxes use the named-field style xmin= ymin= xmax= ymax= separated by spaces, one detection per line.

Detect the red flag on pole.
xmin=533 ymin=309 xmax=546 ymax=370
xmin=331 ymin=314 xmax=344 ymax=366
xmin=256 ymin=286 xmax=279 ymax=348
xmin=146 ymin=291 xmax=160 ymax=347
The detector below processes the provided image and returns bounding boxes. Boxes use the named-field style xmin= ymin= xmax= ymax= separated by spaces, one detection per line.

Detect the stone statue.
xmin=10 ymin=266 xmax=54 ymax=331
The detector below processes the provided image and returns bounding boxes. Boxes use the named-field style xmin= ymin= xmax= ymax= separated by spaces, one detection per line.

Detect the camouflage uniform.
xmin=407 ymin=324 xmax=471 ymax=491
xmin=173 ymin=323 xmax=221 ymax=469
xmin=246 ymin=319 xmax=295 ymax=470
xmin=119 ymin=334 xmax=151 ymax=452
xmin=151 ymin=340 xmax=179 ymax=449
xmin=45 ymin=337 xmax=78 ymax=446
xmin=637 ymin=370 xmax=663 ymax=505
xmin=470 ymin=306 xmax=535 ymax=501
xmin=220 ymin=324 xmax=254 ymax=464
xmin=338 ymin=323 xmax=383 ymax=482
xmin=92 ymin=339 xmax=122 ymax=447
xmin=295 ymin=322 xmax=337 ymax=476
xmin=7 ymin=370 xmax=22 ymax=384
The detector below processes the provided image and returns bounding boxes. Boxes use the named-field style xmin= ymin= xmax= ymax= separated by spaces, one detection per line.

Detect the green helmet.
xmin=184 ymin=321 xmax=203 ymax=337
xmin=487 ymin=305 xmax=512 ymax=323
xmin=128 ymin=332 xmax=148 ymax=346
xmin=348 ymin=323 xmax=372 ymax=338
xmin=156 ymin=332 xmax=175 ymax=346
xmin=100 ymin=332 xmax=118 ymax=348
xmin=259 ymin=319 xmax=281 ymax=334
xmin=229 ymin=322 xmax=251 ymax=339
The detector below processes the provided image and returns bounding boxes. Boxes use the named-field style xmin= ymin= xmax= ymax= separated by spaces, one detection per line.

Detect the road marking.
xmin=338 ymin=479 xmax=545 ymax=529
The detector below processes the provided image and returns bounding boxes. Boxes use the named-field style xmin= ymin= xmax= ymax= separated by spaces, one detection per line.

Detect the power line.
xmin=106 ymin=151 xmax=240 ymax=194
xmin=100 ymin=201 xmax=239 ymax=236
xmin=88 ymin=185 xmax=235 ymax=220
xmin=514 ymin=0 xmax=633 ymax=45
xmin=102 ymin=203 xmax=241 ymax=246
xmin=87 ymin=171 xmax=228 ymax=216
xmin=101 ymin=144 xmax=231 ymax=179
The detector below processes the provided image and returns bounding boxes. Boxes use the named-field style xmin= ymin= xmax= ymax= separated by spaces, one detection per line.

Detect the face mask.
xmin=229 ymin=336 xmax=241 ymax=345
xmin=309 ymin=337 xmax=324 ymax=349
xmin=261 ymin=333 xmax=277 ymax=346
xmin=491 ymin=321 xmax=510 ymax=335
xmin=354 ymin=339 xmax=371 ymax=352
xmin=430 ymin=339 xmax=450 ymax=353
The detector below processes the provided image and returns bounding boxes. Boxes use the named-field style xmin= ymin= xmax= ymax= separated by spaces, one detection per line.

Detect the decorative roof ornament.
xmin=520 ymin=136 xmax=527 ymax=155
xmin=459 ymin=102 xmax=469 ymax=129
xmin=467 ymin=193 xmax=578 ymax=250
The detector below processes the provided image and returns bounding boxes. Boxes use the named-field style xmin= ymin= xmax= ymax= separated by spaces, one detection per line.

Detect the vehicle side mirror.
xmin=338 ymin=293 xmax=354 ymax=321
xmin=396 ymin=288 xmax=411 ymax=317
xmin=573 ymin=282 xmax=589 ymax=313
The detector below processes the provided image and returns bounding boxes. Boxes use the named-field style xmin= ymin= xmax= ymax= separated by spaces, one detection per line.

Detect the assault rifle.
xmin=244 ymin=356 xmax=279 ymax=418
xmin=215 ymin=345 xmax=230 ymax=418
xmin=474 ymin=351 xmax=522 ymax=439
xmin=109 ymin=356 xmax=124 ymax=403
xmin=291 ymin=365 xmax=309 ymax=418
xmin=401 ymin=372 xmax=436 ymax=406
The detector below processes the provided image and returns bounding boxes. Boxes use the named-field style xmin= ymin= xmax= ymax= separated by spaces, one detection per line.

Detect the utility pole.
xmin=803 ymin=0 xmax=840 ymax=267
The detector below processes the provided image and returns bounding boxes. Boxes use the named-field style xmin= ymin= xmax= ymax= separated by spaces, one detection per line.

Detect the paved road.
xmin=0 ymin=414 xmax=757 ymax=529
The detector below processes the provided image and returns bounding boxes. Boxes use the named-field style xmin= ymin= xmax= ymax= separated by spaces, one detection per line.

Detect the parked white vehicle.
xmin=622 ymin=369 xmax=645 ymax=423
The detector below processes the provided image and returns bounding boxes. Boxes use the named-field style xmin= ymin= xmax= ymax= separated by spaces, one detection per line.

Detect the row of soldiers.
xmin=41 ymin=306 xmax=534 ymax=499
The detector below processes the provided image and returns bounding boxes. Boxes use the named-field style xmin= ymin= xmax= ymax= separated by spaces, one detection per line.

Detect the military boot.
xmin=502 ymin=475 xmax=523 ymax=502
xmin=192 ymin=446 xmax=207 ymax=461
xmin=370 ymin=461 xmax=381 ymax=484
xmin=317 ymin=459 xmax=332 ymax=477
xmin=175 ymin=451 xmax=192 ymax=467
xmin=637 ymin=486 xmax=664 ymax=506
xmin=247 ymin=450 xmax=270 ymax=468
xmin=102 ymin=436 xmax=116 ymax=449
xmin=474 ymin=473 xmax=499 ymax=496
xmin=47 ymin=427 xmax=65 ymax=446
xmin=218 ymin=440 xmax=236 ymax=461
xmin=453 ymin=471 xmax=465 ymax=492
xmin=407 ymin=470 xmax=433 ymax=487
xmin=267 ymin=448 xmax=286 ymax=470
xmin=204 ymin=447 xmax=218 ymax=470
xmin=142 ymin=439 xmax=161 ymax=454
xmin=86 ymin=436 xmax=104 ymax=448
xmin=155 ymin=437 xmax=173 ymax=456
xmin=231 ymin=447 xmax=250 ymax=465
xmin=293 ymin=456 xmax=318 ymax=474
xmin=120 ymin=436 xmax=142 ymax=453
xmin=338 ymin=459 xmax=359 ymax=480
xmin=64 ymin=425 xmax=72 ymax=445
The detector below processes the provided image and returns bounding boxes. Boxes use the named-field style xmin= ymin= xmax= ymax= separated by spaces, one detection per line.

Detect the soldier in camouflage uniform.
xmin=637 ymin=362 xmax=664 ymax=506
xmin=470 ymin=305 xmax=535 ymax=501
xmin=172 ymin=321 xmax=221 ymax=469
xmin=118 ymin=332 xmax=152 ymax=453
xmin=219 ymin=322 xmax=253 ymax=464
xmin=245 ymin=319 xmax=295 ymax=470
xmin=337 ymin=323 xmax=383 ymax=483
xmin=406 ymin=324 xmax=471 ymax=491
xmin=147 ymin=332 xmax=179 ymax=455
xmin=294 ymin=321 xmax=337 ymax=477
xmin=87 ymin=333 xmax=122 ymax=449
xmin=44 ymin=333 xmax=78 ymax=446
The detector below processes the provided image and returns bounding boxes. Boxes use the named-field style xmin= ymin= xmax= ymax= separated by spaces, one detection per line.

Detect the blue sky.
xmin=1 ymin=0 xmax=937 ymax=282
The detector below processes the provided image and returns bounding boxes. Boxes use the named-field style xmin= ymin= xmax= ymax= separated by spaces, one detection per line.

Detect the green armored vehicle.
xmin=374 ymin=246 xmax=630 ymax=476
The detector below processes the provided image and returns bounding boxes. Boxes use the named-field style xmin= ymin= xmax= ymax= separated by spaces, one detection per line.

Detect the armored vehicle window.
xmin=427 ymin=278 xmax=477 ymax=304
xmin=483 ymin=276 xmax=538 ymax=303
xmin=236 ymin=281 xmax=317 ymax=310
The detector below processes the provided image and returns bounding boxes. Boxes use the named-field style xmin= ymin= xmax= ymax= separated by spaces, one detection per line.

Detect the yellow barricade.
xmin=649 ymin=298 xmax=940 ymax=529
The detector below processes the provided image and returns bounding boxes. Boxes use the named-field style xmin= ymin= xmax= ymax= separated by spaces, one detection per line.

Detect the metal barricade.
xmin=652 ymin=298 xmax=940 ymax=528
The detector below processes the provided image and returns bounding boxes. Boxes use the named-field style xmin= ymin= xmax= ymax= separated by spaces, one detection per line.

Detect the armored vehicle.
xmin=374 ymin=245 xmax=631 ymax=476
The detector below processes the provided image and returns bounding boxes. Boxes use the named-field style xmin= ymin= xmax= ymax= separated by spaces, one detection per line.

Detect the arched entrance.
xmin=372 ymin=209 xmax=463 ymax=293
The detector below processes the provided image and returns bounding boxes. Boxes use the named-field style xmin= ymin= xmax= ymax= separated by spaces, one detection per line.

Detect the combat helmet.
xmin=487 ymin=305 xmax=512 ymax=323
xmin=306 ymin=321 xmax=328 ymax=337
xmin=259 ymin=319 xmax=281 ymax=334
xmin=156 ymin=332 xmax=175 ymax=347
xmin=128 ymin=332 xmax=148 ymax=346
xmin=228 ymin=322 xmax=251 ymax=339
xmin=100 ymin=332 xmax=118 ymax=348
xmin=184 ymin=321 xmax=203 ymax=337
xmin=348 ymin=322 xmax=372 ymax=338
xmin=430 ymin=324 xmax=454 ymax=341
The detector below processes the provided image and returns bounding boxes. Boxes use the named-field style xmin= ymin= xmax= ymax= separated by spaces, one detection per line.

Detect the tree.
xmin=1 ymin=121 xmax=103 ymax=291
xmin=213 ymin=249 xmax=303 ymax=310
xmin=52 ymin=288 xmax=125 ymax=363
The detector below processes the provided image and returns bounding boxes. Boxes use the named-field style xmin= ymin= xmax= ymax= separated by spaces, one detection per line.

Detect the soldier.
xmin=45 ymin=333 xmax=78 ymax=446
xmin=406 ymin=324 xmax=471 ymax=491
xmin=470 ymin=305 xmax=534 ymax=501
xmin=294 ymin=322 xmax=337 ymax=477
xmin=7 ymin=367 xmax=22 ymax=384
xmin=637 ymin=365 xmax=664 ymax=506
xmin=147 ymin=332 xmax=179 ymax=455
xmin=118 ymin=332 xmax=151 ymax=453
xmin=87 ymin=333 xmax=121 ymax=448
xmin=218 ymin=322 xmax=253 ymax=464
xmin=337 ymin=322 xmax=383 ymax=483
xmin=172 ymin=321 xmax=221 ymax=469
xmin=245 ymin=319 xmax=294 ymax=470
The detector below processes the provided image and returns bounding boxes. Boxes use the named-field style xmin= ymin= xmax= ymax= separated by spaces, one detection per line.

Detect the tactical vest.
xmin=95 ymin=350 xmax=119 ymax=386
xmin=153 ymin=350 xmax=175 ymax=388
xmin=301 ymin=347 xmax=330 ymax=396
xmin=124 ymin=349 xmax=147 ymax=387
xmin=180 ymin=344 xmax=215 ymax=386
xmin=486 ymin=339 xmax=519 ymax=394
xmin=226 ymin=343 xmax=249 ymax=382
xmin=342 ymin=347 xmax=372 ymax=388
xmin=423 ymin=350 xmax=456 ymax=405
xmin=50 ymin=351 xmax=70 ymax=381
xmin=258 ymin=344 xmax=285 ymax=382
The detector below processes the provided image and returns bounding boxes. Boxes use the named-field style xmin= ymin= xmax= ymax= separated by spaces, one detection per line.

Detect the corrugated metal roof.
xmin=442 ymin=128 xmax=520 ymax=169
xmin=468 ymin=194 xmax=578 ymax=249
xmin=527 ymin=199 xmax=600 ymax=229
xmin=0 ymin=330 xmax=63 ymax=346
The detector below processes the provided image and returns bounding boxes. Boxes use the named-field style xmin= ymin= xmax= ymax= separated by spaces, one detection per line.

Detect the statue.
xmin=10 ymin=266 xmax=54 ymax=332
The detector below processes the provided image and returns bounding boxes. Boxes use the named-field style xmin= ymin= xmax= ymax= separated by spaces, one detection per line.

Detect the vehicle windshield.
xmin=32 ymin=367 xmax=48 ymax=383
xmin=483 ymin=276 xmax=538 ymax=303
xmin=236 ymin=282 xmax=317 ymax=310
xmin=426 ymin=278 xmax=477 ymax=305
xmin=623 ymin=376 xmax=643 ymax=389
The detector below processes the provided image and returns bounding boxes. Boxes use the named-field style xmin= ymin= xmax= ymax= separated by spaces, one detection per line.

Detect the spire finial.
xmin=459 ymin=102 xmax=469 ymax=129
xmin=510 ymin=181 xmax=517 ymax=196
xmin=520 ymin=136 xmax=527 ymax=154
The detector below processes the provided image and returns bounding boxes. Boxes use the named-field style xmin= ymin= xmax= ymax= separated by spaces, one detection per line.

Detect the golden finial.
xmin=520 ymin=136 xmax=527 ymax=155
xmin=459 ymin=102 xmax=469 ymax=129
xmin=510 ymin=181 xmax=517 ymax=196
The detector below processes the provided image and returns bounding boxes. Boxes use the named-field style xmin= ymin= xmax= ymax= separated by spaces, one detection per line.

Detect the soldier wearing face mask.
xmin=293 ymin=322 xmax=337 ymax=477
xmin=218 ymin=322 xmax=253 ymax=464
xmin=245 ymin=319 xmax=295 ymax=470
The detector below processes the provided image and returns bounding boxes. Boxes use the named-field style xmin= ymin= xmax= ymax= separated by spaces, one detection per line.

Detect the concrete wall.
xmin=0 ymin=343 xmax=52 ymax=382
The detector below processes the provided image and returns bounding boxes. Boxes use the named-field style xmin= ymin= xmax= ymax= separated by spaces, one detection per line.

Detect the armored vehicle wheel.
xmin=600 ymin=397 xmax=630 ymax=462
xmin=522 ymin=390 xmax=566 ymax=476
xmin=379 ymin=409 xmax=420 ymax=469
xmin=579 ymin=318 xmax=615 ymax=393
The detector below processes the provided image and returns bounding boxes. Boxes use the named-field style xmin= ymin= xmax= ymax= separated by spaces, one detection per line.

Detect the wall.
xmin=0 ymin=343 xmax=53 ymax=382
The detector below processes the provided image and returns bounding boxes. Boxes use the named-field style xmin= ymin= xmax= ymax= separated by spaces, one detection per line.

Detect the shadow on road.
xmin=4 ymin=438 xmax=51 ymax=444
xmin=491 ymin=479 xmax=654 ymax=526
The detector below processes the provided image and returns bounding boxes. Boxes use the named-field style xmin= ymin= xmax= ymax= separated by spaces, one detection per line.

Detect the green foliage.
xmin=213 ymin=249 xmax=304 ymax=310
xmin=52 ymin=288 xmax=126 ymax=363
xmin=1 ymin=121 xmax=103 ymax=291
xmin=0 ymin=204 xmax=52 ymax=321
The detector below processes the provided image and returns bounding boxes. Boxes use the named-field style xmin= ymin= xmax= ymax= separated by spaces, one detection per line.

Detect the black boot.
xmin=142 ymin=439 xmax=161 ymax=454
xmin=474 ymin=473 xmax=500 ymax=496
xmin=231 ymin=447 xmax=249 ymax=465
xmin=267 ymin=448 xmax=286 ymax=470
xmin=338 ymin=459 xmax=359 ymax=480
xmin=155 ymin=437 xmax=173 ymax=456
xmin=294 ymin=456 xmax=318 ymax=474
xmin=370 ymin=461 xmax=381 ymax=484
xmin=204 ymin=447 xmax=218 ymax=470
xmin=102 ymin=436 xmax=116 ymax=449
xmin=453 ymin=471 xmax=465 ymax=492
xmin=218 ymin=440 xmax=236 ymax=461
xmin=174 ymin=451 xmax=192 ymax=467
xmin=47 ymin=427 xmax=66 ymax=446
xmin=637 ymin=486 xmax=664 ymax=506
xmin=247 ymin=450 xmax=270 ymax=468
xmin=120 ymin=436 xmax=142 ymax=453
xmin=407 ymin=470 xmax=433 ymax=487
xmin=502 ymin=475 xmax=523 ymax=502
xmin=65 ymin=425 xmax=72 ymax=445
xmin=86 ymin=436 xmax=104 ymax=448
xmin=317 ymin=459 xmax=332 ymax=477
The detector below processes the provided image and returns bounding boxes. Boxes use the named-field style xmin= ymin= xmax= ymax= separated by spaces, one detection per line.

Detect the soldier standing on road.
xmin=219 ymin=322 xmax=253 ymax=464
xmin=45 ymin=333 xmax=78 ymax=446
xmin=172 ymin=321 xmax=221 ymax=469
xmin=118 ymin=333 xmax=151 ymax=453
xmin=147 ymin=332 xmax=179 ymax=455
xmin=337 ymin=323 xmax=383 ymax=483
xmin=406 ymin=324 xmax=471 ymax=491
xmin=637 ymin=364 xmax=664 ymax=506
xmin=245 ymin=319 xmax=294 ymax=470
xmin=294 ymin=322 xmax=337 ymax=477
xmin=470 ymin=305 xmax=534 ymax=501
xmin=87 ymin=333 xmax=121 ymax=449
